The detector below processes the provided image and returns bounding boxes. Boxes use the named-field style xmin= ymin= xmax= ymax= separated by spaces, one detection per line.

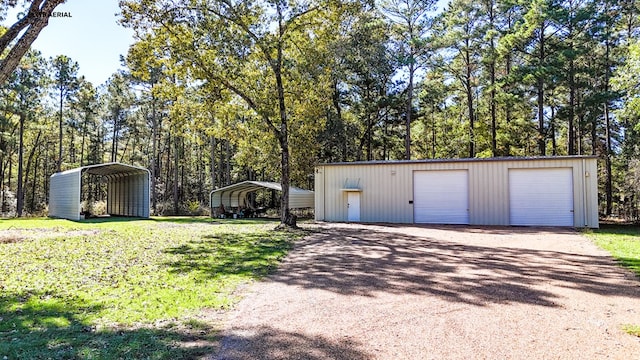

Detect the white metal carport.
xmin=209 ymin=181 xmax=314 ymax=216
xmin=49 ymin=162 xmax=150 ymax=221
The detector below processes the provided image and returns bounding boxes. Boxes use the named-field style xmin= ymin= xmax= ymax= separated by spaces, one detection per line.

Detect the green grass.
xmin=0 ymin=216 xmax=301 ymax=359
xmin=586 ymin=224 xmax=640 ymax=277
xmin=622 ymin=324 xmax=640 ymax=337
xmin=586 ymin=224 xmax=640 ymax=338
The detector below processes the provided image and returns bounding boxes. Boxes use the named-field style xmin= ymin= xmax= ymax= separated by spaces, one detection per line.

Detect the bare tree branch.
xmin=0 ymin=0 xmax=66 ymax=85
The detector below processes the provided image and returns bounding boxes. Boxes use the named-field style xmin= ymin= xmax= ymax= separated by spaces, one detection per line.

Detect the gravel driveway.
xmin=211 ymin=223 xmax=640 ymax=359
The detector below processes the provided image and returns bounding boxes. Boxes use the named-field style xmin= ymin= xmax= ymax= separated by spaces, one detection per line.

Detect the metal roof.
xmin=209 ymin=181 xmax=313 ymax=197
xmin=53 ymin=162 xmax=149 ymax=177
xmin=210 ymin=180 xmax=315 ymax=212
xmin=82 ymin=162 xmax=149 ymax=176
xmin=319 ymin=155 xmax=599 ymax=167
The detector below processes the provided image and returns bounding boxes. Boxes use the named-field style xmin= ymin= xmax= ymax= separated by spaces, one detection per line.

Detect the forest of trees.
xmin=1 ymin=0 xmax=639 ymax=220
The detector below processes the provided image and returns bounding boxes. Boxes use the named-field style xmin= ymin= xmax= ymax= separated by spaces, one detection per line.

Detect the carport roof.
xmin=53 ymin=162 xmax=149 ymax=177
xmin=210 ymin=181 xmax=313 ymax=196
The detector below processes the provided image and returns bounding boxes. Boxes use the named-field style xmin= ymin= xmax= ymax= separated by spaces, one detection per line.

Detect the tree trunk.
xmin=80 ymin=115 xmax=87 ymax=166
xmin=5 ymin=153 xmax=13 ymax=213
xmin=43 ymin=144 xmax=49 ymax=204
xmin=405 ymin=62 xmax=414 ymax=160
xmin=550 ymin=106 xmax=557 ymax=155
xmin=465 ymin=52 xmax=475 ymax=157
xmin=431 ymin=105 xmax=436 ymax=158
xmin=210 ymin=136 xmax=217 ymax=189
xmin=30 ymin=142 xmax=40 ymax=212
xmin=69 ymin=123 xmax=75 ymax=163
xmin=0 ymin=0 xmax=66 ymax=85
xmin=165 ymin=134 xmax=172 ymax=206
xmin=58 ymin=91 xmax=63 ymax=171
xmin=16 ymin=113 xmax=25 ymax=216
xmin=604 ymin=103 xmax=613 ymax=216
xmin=568 ymin=58 xmax=576 ymax=155
xmin=537 ymin=24 xmax=546 ymax=156
xmin=274 ymin=9 xmax=294 ymax=227
xmin=603 ymin=31 xmax=613 ymax=216
xmin=219 ymin=139 xmax=224 ymax=187
xmin=225 ymin=139 xmax=231 ymax=185
xmin=151 ymin=100 xmax=158 ymax=213
xmin=504 ymin=50 xmax=512 ymax=156
xmin=331 ymin=79 xmax=346 ymax=162
xmin=173 ymin=134 xmax=179 ymax=215
xmin=366 ymin=112 xmax=372 ymax=161
xmin=488 ymin=2 xmax=497 ymax=157
xmin=111 ymin=110 xmax=120 ymax=162
xmin=490 ymin=60 xmax=497 ymax=156
xmin=23 ymin=130 xmax=41 ymax=215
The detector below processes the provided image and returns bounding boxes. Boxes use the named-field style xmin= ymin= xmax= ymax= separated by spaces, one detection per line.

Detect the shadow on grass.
xmin=263 ymin=225 xmax=640 ymax=307
xmin=214 ymin=326 xmax=371 ymax=360
xmin=593 ymin=223 xmax=640 ymax=236
xmin=63 ymin=215 xmax=280 ymax=226
xmin=618 ymin=257 xmax=640 ymax=273
xmin=72 ymin=216 xmax=151 ymax=224
xmin=163 ymin=232 xmax=294 ymax=278
xmin=591 ymin=223 xmax=640 ymax=276
xmin=0 ymin=292 xmax=216 ymax=359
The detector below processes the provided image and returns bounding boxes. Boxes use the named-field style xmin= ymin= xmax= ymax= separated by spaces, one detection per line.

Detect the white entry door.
xmin=509 ymin=168 xmax=574 ymax=226
xmin=347 ymin=192 xmax=361 ymax=222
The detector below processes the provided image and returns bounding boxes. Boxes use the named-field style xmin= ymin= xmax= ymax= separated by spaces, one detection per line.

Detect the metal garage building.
xmin=49 ymin=163 xmax=150 ymax=221
xmin=314 ymin=156 xmax=598 ymax=228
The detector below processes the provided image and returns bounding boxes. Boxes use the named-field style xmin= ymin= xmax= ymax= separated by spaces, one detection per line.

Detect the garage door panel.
xmin=509 ymin=168 xmax=574 ymax=226
xmin=414 ymin=170 xmax=469 ymax=224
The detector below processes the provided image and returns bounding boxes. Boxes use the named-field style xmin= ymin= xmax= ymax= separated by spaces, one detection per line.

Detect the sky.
xmin=3 ymin=0 xmax=135 ymax=86
xmin=2 ymin=1 xmax=452 ymax=87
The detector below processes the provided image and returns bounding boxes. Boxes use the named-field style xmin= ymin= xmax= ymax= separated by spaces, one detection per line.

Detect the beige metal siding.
xmin=289 ymin=192 xmax=315 ymax=208
xmin=314 ymin=167 xmax=325 ymax=220
xmin=583 ymin=158 xmax=599 ymax=227
xmin=316 ymin=157 xmax=598 ymax=228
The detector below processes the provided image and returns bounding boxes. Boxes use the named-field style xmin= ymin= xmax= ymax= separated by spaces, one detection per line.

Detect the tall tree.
xmin=379 ymin=0 xmax=435 ymax=159
xmin=104 ymin=71 xmax=135 ymax=163
xmin=338 ymin=10 xmax=395 ymax=161
xmin=500 ymin=0 xmax=560 ymax=155
xmin=436 ymin=0 xmax=484 ymax=158
xmin=72 ymin=78 xmax=99 ymax=166
xmin=10 ymin=50 xmax=47 ymax=216
xmin=51 ymin=54 xmax=79 ymax=171
xmin=121 ymin=0 xmax=345 ymax=227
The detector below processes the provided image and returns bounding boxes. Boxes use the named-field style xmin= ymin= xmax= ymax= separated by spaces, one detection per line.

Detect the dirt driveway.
xmin=211 ymin=223 xmax=640 ymax=359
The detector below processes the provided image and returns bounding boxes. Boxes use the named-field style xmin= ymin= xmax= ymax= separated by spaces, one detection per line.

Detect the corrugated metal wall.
xmin=289 ymin=191 xmax=315 ymax=208
xmin=315 ymin=157 xmax=599 ymax=228
xmin=106 ymin=173 xmax=150 ymax=217
xmin=49 ymin=169 xmax=82 ymax=221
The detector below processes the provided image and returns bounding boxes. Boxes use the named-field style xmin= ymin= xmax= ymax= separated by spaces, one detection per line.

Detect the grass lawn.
xmin=0 ymin=217 xmax=302 ymax=359
xmin=587 ymin=224 xmax=640 ymax=277
xmin=586 ymin=224 xmax=640 ymax=337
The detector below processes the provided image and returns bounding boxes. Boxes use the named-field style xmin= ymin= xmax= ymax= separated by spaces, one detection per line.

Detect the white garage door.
xmin=509 ymin=168 xmax=574 ymax=226
xmin=414 ymin=170 xmax=469 ymax=224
